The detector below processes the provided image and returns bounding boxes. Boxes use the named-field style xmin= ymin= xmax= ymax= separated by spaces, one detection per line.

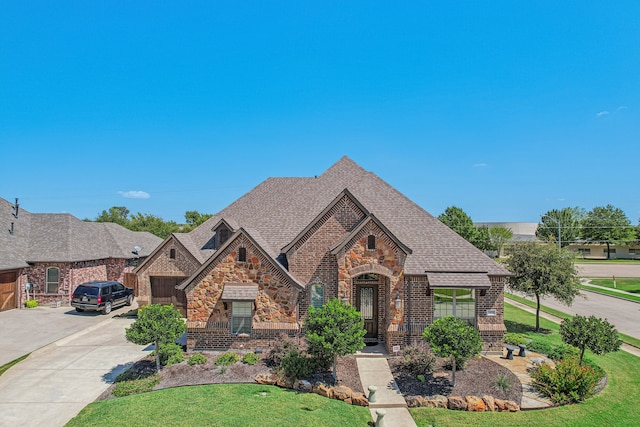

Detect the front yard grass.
xmin=0 ymin=354 xmax=29 ymax=377
xmin=65 ymin=383 xmax=371 ymax=427
xmin=588 ymin=277 xmax=640 ymax=293
xmin=410 ymin=304 xmax=640 ymax=426
xmin=579 ymin=284 xmax=640 ymax=304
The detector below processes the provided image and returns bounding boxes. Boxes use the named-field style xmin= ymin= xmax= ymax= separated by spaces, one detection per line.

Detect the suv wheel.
xmin=102 ymin=301 xmax=112 ymax=315
xmin=126 ymin=294 xmax=133 ymax=306
xmin=75 ymin=307 xmax=84 ymax=312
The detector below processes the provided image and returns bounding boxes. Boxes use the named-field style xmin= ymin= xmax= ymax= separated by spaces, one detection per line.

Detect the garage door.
xmin=0 ymin=271 xmax=18 ymax=312
xmin=150 ymin=276 xmax=187 ymax=316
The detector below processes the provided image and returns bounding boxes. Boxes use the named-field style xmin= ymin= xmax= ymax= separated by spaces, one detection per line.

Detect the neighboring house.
xmin=475 ymin=222 xmax=538 ymax=257
xmin=568 ymin=243 xmax=640 ymax=260
xmin=135 ymin=157 xmax=511 ymax=353
xmin=0 ymin=197 xmax=162 ymax=311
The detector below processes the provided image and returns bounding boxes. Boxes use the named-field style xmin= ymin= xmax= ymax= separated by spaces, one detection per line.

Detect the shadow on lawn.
xmin=504 ymin=319 xmax=553 ymax=334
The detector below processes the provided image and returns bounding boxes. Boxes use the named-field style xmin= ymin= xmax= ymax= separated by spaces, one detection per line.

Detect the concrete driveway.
xmin=0 ymin=305 xmax=151 ymax=427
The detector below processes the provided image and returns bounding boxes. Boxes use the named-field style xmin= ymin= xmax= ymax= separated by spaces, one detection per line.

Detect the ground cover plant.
xmin=410 ymin=303 xmax=640 ymax=427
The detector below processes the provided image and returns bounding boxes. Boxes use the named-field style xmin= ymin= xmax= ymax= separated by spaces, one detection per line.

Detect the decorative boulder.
xmin=312 ymin=384 xmax=333 ymax=398
xmin=448 ymin=396 xmax=468 ymax=411
xmin=503 ymin=400 xmax=520 ymax=412
xmin=465 ymin=396 xmax=486 ymax=412
xmin=425 ymin=395 xmax=448 ymax=409
xmin=406 ymin=396 xmax=426 ymax=408
xmin=332 ymin=385 xmax=353 ymax=401
xmin=276 ymin=376 xmax=294 ymax=389
xmin=294 ymin=380 xmax=312 ymax=391
xmin=255 ymin=373 xmax=277 ymax=385
xmin=351 ymin=392 xmax=369 ymax=407
xmin=482 ymin=395 xmax=496 ymax=412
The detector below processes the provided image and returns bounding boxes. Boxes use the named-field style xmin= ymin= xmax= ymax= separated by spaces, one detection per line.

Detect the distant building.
xmin=0 ymin=197 xmax=162 ymax=311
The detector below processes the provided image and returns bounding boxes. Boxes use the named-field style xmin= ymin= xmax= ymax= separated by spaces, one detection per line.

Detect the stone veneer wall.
xmin=136 ymin=239 xmax=201 ymax=306
xmin=187 ymin=234 xmax=298 ymax=325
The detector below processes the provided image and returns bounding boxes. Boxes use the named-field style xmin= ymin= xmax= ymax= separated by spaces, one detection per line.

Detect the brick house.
xmin=0 ymin=197 xmax=162 ymax=311
xmin=135 ymin=157 xmax=511 ymax=352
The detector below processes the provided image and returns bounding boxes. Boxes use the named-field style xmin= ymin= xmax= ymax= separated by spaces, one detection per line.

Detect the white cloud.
xmin=616 ymin=105 xmax=627 ymax=112
xmin=118 ymin=190 xmax=151 ymax=199
xmin=596 ymin=111 xmax=609 ymax=117
xmin=473 ymin=163 xmax=488 ymax=168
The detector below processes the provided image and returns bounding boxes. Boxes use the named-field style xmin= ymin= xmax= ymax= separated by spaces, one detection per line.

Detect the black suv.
xmin=71 ymin=281 xmax=134 ymax=314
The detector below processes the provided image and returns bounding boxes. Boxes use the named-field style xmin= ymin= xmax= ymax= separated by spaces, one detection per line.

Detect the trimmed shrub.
xmin=279 ymin=349 xmax=314 ymax=380
xmin=401 ymin=345 xmax=436 ymax=376
xmin=215 ymin=352 xmax=240 ymax=366
xmin=423 ymin=316 xmax=482 ymax=369
xmin=188 ymin=353 xmax=207 ymax=365
xmin=265 ymin=335 xmax=298 ymax=367
xmin=24 ymin=300 xmax=39 ymax=308
xmin=527 ymin=339 xmax=553 ymax=356
xmin=157 ymin=342 xmax=184 ymax=366
xmin=504 ymin=332 xmax=528 ymax=346
xmin=531 ymin=357 xmax=604 ymax=404
xmin=113 ymin=374 xmax=159 ymax=397
xmin=242 ymin=352 xmax=259 ymax=365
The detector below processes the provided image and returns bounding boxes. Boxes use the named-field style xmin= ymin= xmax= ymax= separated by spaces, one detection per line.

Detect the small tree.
xmin=559 ymin=315 xmax=622 ymax=365
xmin=438 ymin=206 xmax=478 ymax=244
xmin=506 ymin=242 xmax=581 ymax=331
xmin=126 ymin=304 xmax=186 ymax=371
xmin=304 ymin=298 xmax=365 ymax=381
xmin=489 ymin=226 xmax=513 ymax=258
xmin=423 ymin=316 xmax=482 ymax=385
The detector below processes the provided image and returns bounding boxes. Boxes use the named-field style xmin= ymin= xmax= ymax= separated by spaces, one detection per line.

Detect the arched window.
xmin=169 ymin=248 xmax=176 ymax=259
xmin=46 ymin=267 xmax=60 ymax=294
xmin=367 ymin=234 xmax=376 ymax=250
xmin=238 ymin=247 xmax=247 ymax=262
xmin=310 ymin=284 xmax=324 ymax=309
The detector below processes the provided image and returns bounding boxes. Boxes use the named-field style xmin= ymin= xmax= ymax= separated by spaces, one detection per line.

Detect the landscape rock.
xmin=503 ymin=400 xmax=520 ymax=412
xmin=482 ymin=395 xmax=496 ymax=412
xmin=351 ymin=392 xmax=369 ymax=407
xmin=465 ymin=395 xmax=486 ymax=412
xmin=332 ymin=385 xmax=353 ymax=401
xmin=447 ymin=396 xmax=467 ymax=411
xmin=406 ymin=396 xmax=425 ymax=407
xmin=425 ymin=395 xmax=448 ymax=408
xmin=313 ymin=384 xmax=333 ymax=398
xmin=276 ymin=376 xmax=294 ymax=389
xmin=254 ymin=373 xmax=277 ymax=385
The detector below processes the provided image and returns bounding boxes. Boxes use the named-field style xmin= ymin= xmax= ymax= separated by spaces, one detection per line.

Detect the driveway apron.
xmin=0 ymin=317 xmax=151 ymax=427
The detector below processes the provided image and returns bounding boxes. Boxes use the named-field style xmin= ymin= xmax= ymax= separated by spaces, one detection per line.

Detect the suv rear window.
xmin=74 ymin=286 xmax=100 ymax=296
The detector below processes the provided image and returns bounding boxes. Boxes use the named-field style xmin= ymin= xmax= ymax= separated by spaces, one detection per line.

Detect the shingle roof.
xmin=185 ymin=156 xmax=510 ymax=276
xmin=221 ymin=283 xmax=259 ymax=301
xmin=0 ymin=197 xmax=162 ymax=269
xmin=426 ymin=272 xmax=492 ymax=289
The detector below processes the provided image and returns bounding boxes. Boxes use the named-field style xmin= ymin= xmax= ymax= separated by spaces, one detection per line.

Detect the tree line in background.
xmin=438 ymin=204 xmax=640 ymax=259
xmin=86 ymin=206 xmax=213 ymax=239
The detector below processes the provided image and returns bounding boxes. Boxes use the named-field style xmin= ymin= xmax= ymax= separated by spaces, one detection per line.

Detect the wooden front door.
xmin=356 ymin=284 xmax=378 ymax=340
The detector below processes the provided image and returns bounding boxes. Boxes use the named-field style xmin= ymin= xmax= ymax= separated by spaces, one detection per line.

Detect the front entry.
xmin=356 ymin=284 xmax=378 ymax=340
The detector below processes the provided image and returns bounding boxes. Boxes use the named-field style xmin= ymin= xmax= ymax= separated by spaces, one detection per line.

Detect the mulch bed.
xmin=388 ymin=355 xmax=523 ymax=403
xmin=97 ymin=351 xmax=520 ymax=404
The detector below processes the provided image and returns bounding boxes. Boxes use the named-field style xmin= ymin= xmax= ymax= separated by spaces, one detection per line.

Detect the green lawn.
xmin=574 ymin=258 xmax=640 ymax=264
xmin=66 ymin=383 xmax=371 ymax=427
xmin=588 ymin=277 xmax=640 ymax=293
xmin=579 ymin=284 xmax=640 ymax=303
xmin=0 ymin=354 xmax=29 ymax=377
xmin=410 ymin=303 xmax=640 ymax=427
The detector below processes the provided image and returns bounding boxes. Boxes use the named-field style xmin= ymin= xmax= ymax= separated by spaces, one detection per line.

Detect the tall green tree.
xmin=488 ymin=226 xmax=513 ymax=258
xmin=128 ymin=212 xmax=180 ymax=239
xmin=581 ymin=205 xmax=635 ymax=259
xmin=304 ymin=298 xmax=365 ymax=381
xmin=505 ymin=242 xmax=581 ymax=331
xmin=181 ymin=211 xmax=214 ymax=232
xmin=438 ymin=206 xmax=478 ymax=245
xmin=474 ymin=224 xmax=494 ymax=252
xmin=560 ymin=315 xmax=622 ymax=365
xmin=536 ymin=207 xmax=583 ymax=248
xmin=93 ymin=206 xmax=130 ymax=226
xmin=125 ymin=304 xmax=186 ymax=371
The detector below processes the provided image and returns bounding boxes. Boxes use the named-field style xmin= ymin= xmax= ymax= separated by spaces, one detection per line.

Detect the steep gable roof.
xmin=0 ymin=197 xmax=162 ymax=270
xmin=184 ymin=156 xmax=510 ymax=276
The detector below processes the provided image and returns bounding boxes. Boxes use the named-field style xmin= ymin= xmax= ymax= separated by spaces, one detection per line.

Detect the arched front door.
xmin=354 ymin=273 xmax=383 ymax=341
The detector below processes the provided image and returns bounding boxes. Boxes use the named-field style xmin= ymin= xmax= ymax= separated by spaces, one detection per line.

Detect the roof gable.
xmin=330 ymin=213 xmax=412 ymax=256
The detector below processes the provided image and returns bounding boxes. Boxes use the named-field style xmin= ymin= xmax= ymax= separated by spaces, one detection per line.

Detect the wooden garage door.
xmin=0 ymin=271 xmax=18 ymax=312
xmin=150 ymin=276 xmax=187 ymax=316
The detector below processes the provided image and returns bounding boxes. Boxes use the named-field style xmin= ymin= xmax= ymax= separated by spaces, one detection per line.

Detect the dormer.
xmin=212 ymin=218 xmax=239 ymax=249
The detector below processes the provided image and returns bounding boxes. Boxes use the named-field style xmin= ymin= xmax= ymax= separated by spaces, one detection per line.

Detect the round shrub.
xmin=215 ymin=352 xmax=240 ymax=366
xmin=24 ymin=300 xmax=39 ymax=308
xmin=158 ymin=342 xmax=184 ymax=366
xmin=423 ymin=316 xmax=482 ymax=369
xmin=531 ymin=357 xmax=604 ymax=404
xmin=188 ymin=353 xmax=207 ymax=365
xmin=279 ymin=349 xmax=314 ymax=380
xmin=401 ymin=345 xmax=436 ymax=376
xmin=265 ymin=335 xmax=298 ymax=367
xmin=504 ymin=332 xmax=528 ymax=346
xmin=242 ymin=352 xmax=259 ymax=365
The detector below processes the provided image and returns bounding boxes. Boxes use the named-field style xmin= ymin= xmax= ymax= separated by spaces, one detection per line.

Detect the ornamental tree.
xmin=581 ymin=205 xmax=635 ymax=259
xmin=126 ymin=304 xmax=186 ymax=371
xmin=304 ymin=298 xmax=365 ymax=381
xmin=560 ymin=315 xmax=622 ymax=365
xmin=438 ymin=206 xmax=478 ymax=244
xmin=505 ymin=242 xmax=581 ymax=331
xmin=423 ymin=316 xmax=482 ymax=385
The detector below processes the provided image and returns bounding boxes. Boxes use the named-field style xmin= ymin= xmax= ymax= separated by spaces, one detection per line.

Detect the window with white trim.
xmin=310 ymin=284 xmax=324 ymax=309
xmin=46 ymin=267 xmax=60 ymax=294
xmin=231 ymin=301 xmax=252 ymax=335
xmin=433 ymin=288 xmax=475 ymax=326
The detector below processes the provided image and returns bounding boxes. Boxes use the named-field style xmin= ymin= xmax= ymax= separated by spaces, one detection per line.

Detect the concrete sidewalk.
xmin=357 ymin=356 xmax=417 ymax=427
xmin=0 ymin=316 xmax=151 ymax=427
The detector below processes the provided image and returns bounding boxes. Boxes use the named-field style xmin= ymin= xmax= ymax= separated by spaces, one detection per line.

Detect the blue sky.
xmin=2 ymin=1 xmax=639 ymax=224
